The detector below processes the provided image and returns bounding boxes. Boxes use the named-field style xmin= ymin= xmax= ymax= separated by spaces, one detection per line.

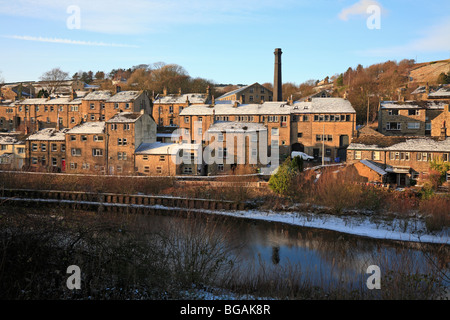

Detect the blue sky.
xmin=0 ymin=0 xmax=449 ymax=85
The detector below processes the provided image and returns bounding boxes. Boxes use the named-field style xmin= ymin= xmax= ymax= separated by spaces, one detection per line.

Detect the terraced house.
xmin=347 ymin=135 xmax=450 ymax=186
xmin=378 ymin=101 xmax=450 ymax=137
xmin=26 ymin=128 xmax=67 ymax=172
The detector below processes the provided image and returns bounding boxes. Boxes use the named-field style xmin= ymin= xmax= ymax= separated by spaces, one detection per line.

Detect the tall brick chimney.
xmin=274 ymin=48 xmax=283 ymax=102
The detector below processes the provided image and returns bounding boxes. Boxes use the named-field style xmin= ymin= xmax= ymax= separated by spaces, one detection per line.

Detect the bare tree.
xmin=39 ymin=67 xmax=69 ymax=94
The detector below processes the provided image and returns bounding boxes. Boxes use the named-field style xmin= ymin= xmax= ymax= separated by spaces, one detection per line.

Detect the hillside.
xmin=409 ymin=59 xmax=450 ymax=84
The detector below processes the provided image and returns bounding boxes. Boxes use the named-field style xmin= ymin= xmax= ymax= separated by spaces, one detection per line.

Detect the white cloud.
xmin=3 ymin=35 xmax=139 ymax=48
xmin=359 ymin=19 xmax=450 ymax=57
xmin=338 ymin=0 xmax=385 ymax=21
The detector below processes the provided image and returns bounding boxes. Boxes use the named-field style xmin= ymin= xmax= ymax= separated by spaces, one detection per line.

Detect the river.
xmin=128 ymin=209 xmax=449 ymax=298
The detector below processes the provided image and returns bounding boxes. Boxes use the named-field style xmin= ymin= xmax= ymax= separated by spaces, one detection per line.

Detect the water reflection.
xmin=128 ymin=210 xmax=449 ymax=292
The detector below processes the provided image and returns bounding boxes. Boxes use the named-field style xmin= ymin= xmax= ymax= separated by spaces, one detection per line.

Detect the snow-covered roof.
xmin=380 ymin=100 xmax=446 ymax=110
xmin=15 ymin=97 xmax=82 ymax=105
xmin=291 ymin=98 xmax=355 ymax=114
xmin=66 ymin=122 xmax=106 ymax=134
xmin=0 ymin=134 xmax=23 ymax=145
xmin=135 ymin=142 xmax=201 ymax=155
xmin=216 ymin=84 xmax=253 ymax=100
xmin=154 ymin=93 xmax=208 ymax=104
xmin=359 ymin=160 xmax=387 ymax=176
xmin=429 ymin=87 xmax=450 ymax=97
xmin=27 ymin=128 xmax=68 ymax=141
xmin=106 ymin=91 xmax=141 ymax=103
xmin=82 ymin=90 xmax=112 ymax=101
xmin=179 ymin=98 xmax=355 ymax=116
xmin=349 ymin=138 xmax=450 ymax=152
xmin=106 ymin=112 xmax=142 ymax=123
xmin=207 ymin=121 xmax=267 ymax=133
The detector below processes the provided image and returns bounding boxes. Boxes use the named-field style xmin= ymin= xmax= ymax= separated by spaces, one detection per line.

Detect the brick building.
xmin=347 ymin=135 xmax=450 ymax=186
xmin=65 ymin=122 xmax=107 ymax=174
xmin=152 ymin=88 xmax=210 ymax=128
xmin=105 ymin=111 xmax=157 ymax=175
xmin=179 ymin=97 xmax=356 ymax=166
xmin=135 ymin=142 xmax=201 ymax=176
xmin=377 ymin=101 xmax=450 ymax=137
xmin=26 ymin=128 xmax=67 ymax=172
xmin=216 ymin=83 xmax=273 ymax=104
xmin=0 ymin=133 xmax=26 ymax=170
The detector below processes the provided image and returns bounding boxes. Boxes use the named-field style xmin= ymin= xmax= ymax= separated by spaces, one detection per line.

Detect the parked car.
xmin=291 ymin=151 xmax=314 ymax=161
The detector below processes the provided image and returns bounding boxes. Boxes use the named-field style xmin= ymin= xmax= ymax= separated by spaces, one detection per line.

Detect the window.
xmin=46 ymin=117 xmax=50 ymax=123
xmin=90 ymin=103 xmax=95 ymax=110
xmin=125 ymin=103 xmax=130 ymax=109
xmin=82 ymin=163 xmax=90 ymax=170
xmin=118 ymin=152 xmax=127 ymax=160
xmin=114 ymin=103 xmax=119 ymax=109
xmin=51 ymin=144 xmax=57 ymax=152
xmin=41 ymin=143 xmax=46 ymax=152
xmin=159 ymin=156 xmax=165 ymax=162
xmin=70 ymin=135 xmax=76 ymax=141
xmin=407 ymin=122 xmax=420 ymax=130
xmin=373 ymin=151 xmax=381 ymax=161
xmin=31 ymin=157 xmax=38 ymax=164
xmin=408 ymin=109 xmax=419 ymax=116
xmin=81 ymin=135 xmax=87 ymax=141
xmin=94 ymin=135 xmax=104 ymax=142
xmin=169 ymin=106 xmax=173 ymax=114
xmin=61 ymin=144 xmax=66 ymax=152
xmin=71 ymin=106 xmax=79 ymax=112
xmin=90 ymin=115 xmax=96 ymax=121
xmin=271 ymin=128 xmax=279 ymax=136
xmin=156 ymin=166 xmax=162 ymax=174
xmin=386 ymin=122 xmax=401 ymax=130
xmin=52 ymin=158 xmax=57 ymax=166
xmin=123 ymin=124 xmax=130 ymax=130
xmin=17 ymin=148 xmax=25 ymax=154
xmin=316 ymin=135 xmax=322 ymax=142
xmin=71 ymin=117 xmax=75 ymax=124
xmin=443 ymin=154 xmax=449 ymax=162
xmin=249 ymin=95 xmax=254 ymax=102
xmin=183 ymin=167 xmax=193 ymax=174
xmin=71 ymin=148 xmax=82 ymax=156
xmin=218 ymin=132 xmax=224 ymax=142
xmin=184 ymin=117 xmax=189 ymax=123
xmin=32 ymin=143 xmax=38 ymax=151
xmin=217 ymin=164 xmax=224 ymax=171
xmin=388 ymin=109 xmax=399 ymax=115
xmin=326 ymin=149 xmax=331 ymax=156
xmin=118 ymin=138 xmax=127 ymax=146
xmin=354 ymin=151 xmax=362 ymax=160
xmin=110 ymin=124 xmax=117 ymax=130
xmin=144 ymin=166 xmax=150 ymax=173
xmin=417 ymin=152 xmax=432 ymax=162
xmin=92 ymin=149 xmax=103 ymax=157
xmin=281 ymin=116 xmax=287 ymax=127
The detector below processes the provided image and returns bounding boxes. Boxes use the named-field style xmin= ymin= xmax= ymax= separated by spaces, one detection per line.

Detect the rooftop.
xmin=349 ymin=136 xmax=450 ymax=152
xmin=27 ymin=128 xmax=68 ymax=141
xmin=106 ymin=112 xmax=143 ymax=123
xmin=180 ymin=98 xmax=355 ymax=116
xmin=66 ymin=122 xmax=106 ymax=135
xmin=154 ymin=93 xmax=208 ymax=104
xmin=82 ymin=90 xmax=112 ymax=101
xmin=0 ymin=134 xmax=24 ymax=145
xmin=380 ymin=100 xmax=448 ymax=109
xmin=106 ymin=91 xmax=142 ymax=103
